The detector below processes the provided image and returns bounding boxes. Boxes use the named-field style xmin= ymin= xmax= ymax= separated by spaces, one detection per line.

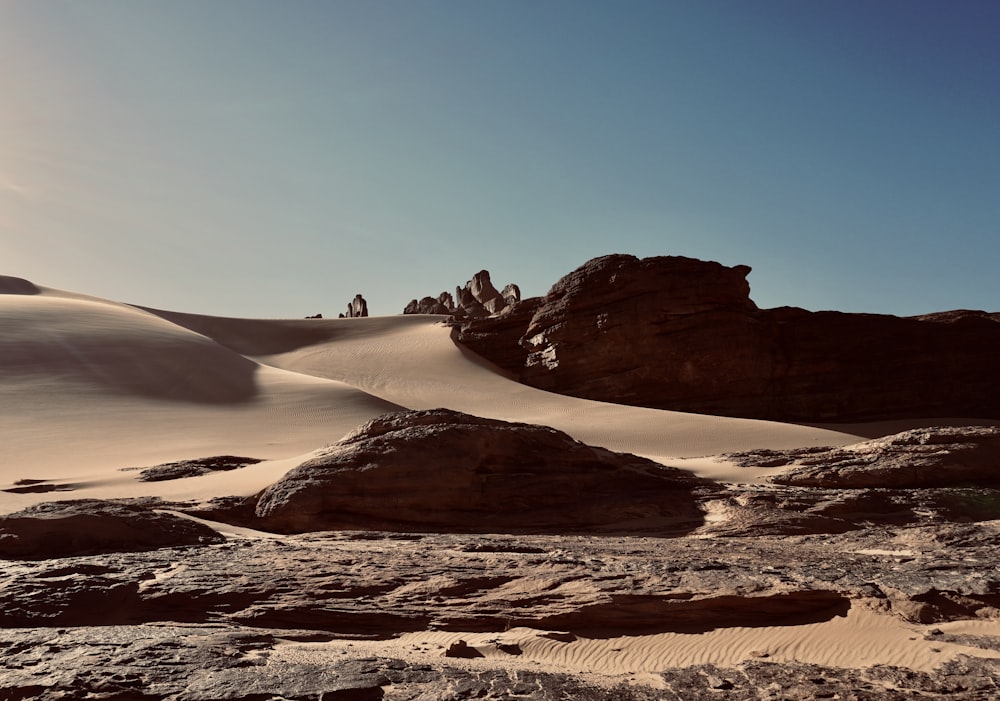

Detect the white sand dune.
xmin=0 ymin=279 xmax=957 ymax=513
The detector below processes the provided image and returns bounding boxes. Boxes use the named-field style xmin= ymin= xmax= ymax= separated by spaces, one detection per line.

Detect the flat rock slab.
xmin=0 ymin=499 xmax=224 ymax=559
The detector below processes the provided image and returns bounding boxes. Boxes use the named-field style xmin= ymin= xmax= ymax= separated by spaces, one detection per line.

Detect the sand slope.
xmin=0 ymin=278 xmax=930 ymax=514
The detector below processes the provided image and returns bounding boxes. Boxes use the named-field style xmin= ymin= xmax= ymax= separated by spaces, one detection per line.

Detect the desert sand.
xmin=2 ymin=277 xmax=999 ymax=699
xmin=0 ymin=282 xmax=867 ymax=513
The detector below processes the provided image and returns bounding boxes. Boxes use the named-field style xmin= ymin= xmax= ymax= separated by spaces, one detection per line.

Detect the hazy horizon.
xmin=2 ymin=1 xmax=997 ymax=318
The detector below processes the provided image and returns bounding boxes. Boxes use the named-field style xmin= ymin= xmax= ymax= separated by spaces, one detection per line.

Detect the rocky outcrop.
xmin=129 ymin=455 xmax=263 ymax=482
xmin=453 ymin=254 xmax=1000 ymax=422
xmin=736 ymin=426 xmax=1000 ymax=489
xmin=252 ymin=408 xmax=712 ymax=534
xmin=403 ymin=293 xmax=452 ymax=315
xmin=342 ymin=294 xmax=368 ymax=318
xmin=0 ymin=499 xmax=224 ymax=559
xmin=403 ymin=270 xmax=521 ymax=319
xmin=4 ymin=509 xmax=1000 ymax=698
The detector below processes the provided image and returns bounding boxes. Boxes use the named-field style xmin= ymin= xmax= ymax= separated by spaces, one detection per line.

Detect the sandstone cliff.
xmin=454 ymin=254 xmax=1000 ymax=422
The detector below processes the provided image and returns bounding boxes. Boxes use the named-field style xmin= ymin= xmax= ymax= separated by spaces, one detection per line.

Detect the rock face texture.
xmin=4 ymin=507 xmax=1000 ymax=698
xmin=403 ymin=270 xmax=521 ymax=319
xmin=454 ymin=254 xmax=1000 ymax=422
xmin=0 ymin=499 xmax=224 ymax=559
xmin=403 ymin=293 xmax=452 ymax=315
xmin=342 ymin=293 xmax=369 ymax=318
xmin=739 ymin=426 xmax=1000 ymax=489
xmin=130 ymin=455 xmax=263 ymax=483
xmin=252 ymin=409 xmax=712 ymax=534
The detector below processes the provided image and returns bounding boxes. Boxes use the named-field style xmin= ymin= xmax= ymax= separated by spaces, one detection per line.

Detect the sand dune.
xmin=3 ymin=278 xmax=1000 ymax=696
xmin=0 ymin=280 xmax=950 ymax=514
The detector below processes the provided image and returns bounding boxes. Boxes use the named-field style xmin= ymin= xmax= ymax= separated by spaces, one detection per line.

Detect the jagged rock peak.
xmin=403 ymin=270 xmax=521 ymax=318
xmin=342 ymin=293 xmax=368 ymax=318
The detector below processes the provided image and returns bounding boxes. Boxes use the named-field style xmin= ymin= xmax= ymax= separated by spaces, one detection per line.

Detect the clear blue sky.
xmin=2 ymin=1 xmax=997 ymax=317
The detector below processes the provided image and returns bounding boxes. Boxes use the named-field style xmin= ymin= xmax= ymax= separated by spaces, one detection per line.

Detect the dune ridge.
xmin=3 ymin=276 xmax=1000 ymax=699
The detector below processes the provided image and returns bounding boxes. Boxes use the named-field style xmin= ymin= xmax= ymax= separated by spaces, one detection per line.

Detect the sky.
xmin=1 ymin=0 xmax=998 ymax=318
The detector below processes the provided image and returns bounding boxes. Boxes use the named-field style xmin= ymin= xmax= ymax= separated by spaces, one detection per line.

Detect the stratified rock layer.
xmin=749 ymin=426 xmax=1000 ymax=488
xmin=253 ymin=408 xmax=712 ymax=534
xmin=455 ymin=254 xmax=1000 ymax=422
xmin=0 ymin=499 xmax=224 ymax=559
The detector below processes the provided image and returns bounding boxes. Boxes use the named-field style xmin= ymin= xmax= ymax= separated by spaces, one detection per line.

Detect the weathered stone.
xmin=346 ymin=294 xmax=368 ymax=318
xmin=452 ymin=254 xmax=1000 ymax=422
xmin=404 ymin=296 xmax=452 ymax=315
xmin=252 ymin=408 xmax=712 ymax=534
xmin=2 ymin=517 xmax=1000 ymax=698
xmin=501 ymin=283 xmax=521 ymax=305
xmin=403 ymin=270 xmax=520 ymax=319
xmin=129 ymin=455 xmax=263 ymax=482
xmin=762 ymin=427 xmax=1000 ymax=488
xmin=0 ymin=499 xmax=224 ymax=559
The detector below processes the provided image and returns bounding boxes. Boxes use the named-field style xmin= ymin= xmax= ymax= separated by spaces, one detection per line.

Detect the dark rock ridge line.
xmin=452 ymin=254 xmax=1000 ymax=422
xmin=404 ymin=270 xmax=520 ymax=318
xmin=124 ymin=455 xmax=263 ymax=482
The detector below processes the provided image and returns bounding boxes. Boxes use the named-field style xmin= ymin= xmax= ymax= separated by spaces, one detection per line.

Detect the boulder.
xmin=252 ymin=408 xmax=713 ymax=534
xmin=0 ymin=500 xmax=224 ymax=559
xmin=518 ymin=254 xmax=766 ymax=413
xmin=453 ymin=254 xmax=1000 ymax=422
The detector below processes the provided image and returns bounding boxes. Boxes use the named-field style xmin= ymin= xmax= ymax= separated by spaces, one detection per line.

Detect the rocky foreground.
xmin=2 ymin=415 xmax=1000 ymax=699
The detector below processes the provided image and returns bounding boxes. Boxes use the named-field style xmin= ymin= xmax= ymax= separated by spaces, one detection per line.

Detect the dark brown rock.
xmin=346 ymin=294 xmax=368 ymax=318
xmin=403 ymin=295 xmax=452 ymax=315
xmin=453 ymin=254 xmax=1000 ymax=422
xmin=252 ymin=408 xmax=712 ymax=534
xmin=0 ymin=499 xmax=224 ymax=559
xmin=131 ymin=455 xmax=263 ymax=482
xmin=451 ymin=297 xmax=543 ymax=372
xmin=403 ymin=270 xmax=519 ymax=319
xmin=766 ymin=426 xmax=1000 ymax=488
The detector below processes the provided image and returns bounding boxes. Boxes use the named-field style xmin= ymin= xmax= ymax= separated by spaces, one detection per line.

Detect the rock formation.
xmin=745 ymin=426 xmax=1000 ymax=489
xmin=130 ymin=455 xmax=263 ymax=482
xmin=0 ymin=499 xmax=223 ymax=559
xmin=453 ymin=254 xmax=1000 ymax=422
xmin=403 ymin=270 xmax=521 ymax=319
xmin=251 ymin=408 xmax=712 ymax=534
xmin=403 ymin=293 xmax=452 ymax=315
xmin=342 ymin=294 xmax=368 ymax=318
